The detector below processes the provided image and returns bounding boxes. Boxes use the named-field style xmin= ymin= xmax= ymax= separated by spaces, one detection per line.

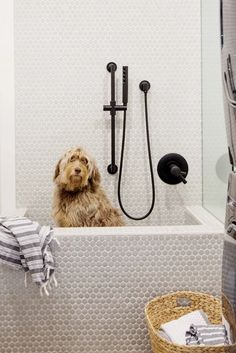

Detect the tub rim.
xmin=53 ymin=206 xmax=224 ymax=237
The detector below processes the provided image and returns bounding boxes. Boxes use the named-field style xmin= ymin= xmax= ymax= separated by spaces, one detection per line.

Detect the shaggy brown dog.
xmin=52 ymin=147 xmax=124 ymax=227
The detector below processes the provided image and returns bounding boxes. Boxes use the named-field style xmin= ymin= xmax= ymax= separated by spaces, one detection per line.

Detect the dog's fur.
xmin=52 ymin=147 xmax=124 ymax=227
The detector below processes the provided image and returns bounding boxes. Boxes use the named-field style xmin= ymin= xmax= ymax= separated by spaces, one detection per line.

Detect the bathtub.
xmin=0 ymin=206 xmax=225 ymax=353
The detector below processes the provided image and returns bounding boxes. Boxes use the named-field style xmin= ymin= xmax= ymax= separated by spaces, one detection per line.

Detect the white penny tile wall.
xmin=14 ymin=0 xmax=201 ymax=225
xmin=0 ymin=231 xmax=223 ymax=353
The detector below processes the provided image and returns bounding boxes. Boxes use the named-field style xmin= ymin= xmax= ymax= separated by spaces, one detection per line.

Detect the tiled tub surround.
xmin=15 ymin=0 xmax=201 ymax=226
xmin=0 ymin=207 xmax=224 ymax=353
xmin=223 ymin=235 xmax=236 ymax=315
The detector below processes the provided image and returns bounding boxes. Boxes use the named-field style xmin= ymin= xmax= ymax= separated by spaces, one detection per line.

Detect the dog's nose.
xmin=74 ymin=168 xmax=81 ymax=175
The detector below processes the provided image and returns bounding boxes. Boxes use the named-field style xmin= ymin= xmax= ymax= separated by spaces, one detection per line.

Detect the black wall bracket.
xmin=103 ymin=62 xmax=128 ymax=174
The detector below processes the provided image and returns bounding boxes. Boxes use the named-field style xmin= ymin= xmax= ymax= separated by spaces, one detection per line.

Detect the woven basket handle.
xmin=176 ymin=297 xmax=192 ymax=307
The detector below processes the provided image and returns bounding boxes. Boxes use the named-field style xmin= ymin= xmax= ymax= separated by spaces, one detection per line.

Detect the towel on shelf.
xmin=160 ymin=310 xmax=209 ymax=345
xmin=186 ymin=324 xmax=229 ymax=346
xmin=0 ymin=216 xmax=57 ymax=296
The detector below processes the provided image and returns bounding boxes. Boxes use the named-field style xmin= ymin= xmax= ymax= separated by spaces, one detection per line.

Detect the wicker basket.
xmin=145 ymin=291 xmax=236 ymax=353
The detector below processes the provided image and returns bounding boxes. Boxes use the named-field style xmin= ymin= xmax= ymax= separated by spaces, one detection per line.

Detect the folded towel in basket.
xmin=160 ymin=310 xmax=209 ymax=345
xmin=186 ymin=324 xmax=229 ymax=346
xmin=0 ymin=216 xmax=57 ymax=296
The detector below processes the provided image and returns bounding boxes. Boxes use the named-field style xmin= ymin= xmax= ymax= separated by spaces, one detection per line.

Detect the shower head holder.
xmin=139 ymin=80 xmax=151 ymax=93
xmin=106 ymin=62 xmax=117 ymax=72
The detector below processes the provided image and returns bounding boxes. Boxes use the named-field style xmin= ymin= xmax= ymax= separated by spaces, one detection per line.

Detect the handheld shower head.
xmin=122 ymin=66 xmax=128 ymax=106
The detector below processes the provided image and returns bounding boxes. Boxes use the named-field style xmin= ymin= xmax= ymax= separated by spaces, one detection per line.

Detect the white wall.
xmin=0 ymin=0 xmax=16 ymax=214
xmin=14 ymin=0 xmax=202 ymax=226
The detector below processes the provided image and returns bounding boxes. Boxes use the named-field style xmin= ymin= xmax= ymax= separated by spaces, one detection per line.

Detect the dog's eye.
xmin=70 ymin=155 xmax=77 ymax=162
xmin=81 ymin=157 xmax=88 ymax=165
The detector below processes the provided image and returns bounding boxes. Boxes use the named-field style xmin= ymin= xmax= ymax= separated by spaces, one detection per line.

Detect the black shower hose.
xmin=117 ymin=92 xmax=155 ymax=220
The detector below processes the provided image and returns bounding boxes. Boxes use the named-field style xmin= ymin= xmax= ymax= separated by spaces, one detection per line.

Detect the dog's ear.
xmin=90 ymin=162 xmax=101 ymax=188
xmin=53 ymin=159 xmax=61 ymax=181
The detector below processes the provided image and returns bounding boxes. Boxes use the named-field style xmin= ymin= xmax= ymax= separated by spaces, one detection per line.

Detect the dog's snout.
xmin=74 ymin=168 xmax=81 ymax=175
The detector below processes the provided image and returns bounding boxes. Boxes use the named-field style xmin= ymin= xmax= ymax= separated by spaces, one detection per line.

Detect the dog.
xmin=52 ymin=147 xmax=124 ymax=227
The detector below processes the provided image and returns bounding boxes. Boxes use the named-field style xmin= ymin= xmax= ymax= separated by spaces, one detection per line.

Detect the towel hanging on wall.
xmin=0 ymin=216 xmax=58 ymax=296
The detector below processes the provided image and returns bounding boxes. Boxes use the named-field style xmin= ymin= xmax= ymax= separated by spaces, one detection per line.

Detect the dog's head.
xmin=53 ymin=147 xmax=101 ymax=192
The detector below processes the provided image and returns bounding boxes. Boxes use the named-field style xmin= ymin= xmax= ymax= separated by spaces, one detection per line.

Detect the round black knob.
xmin=107 ymin=164 xmax=118 ymax=175
xmin=139 ymin=80 xmax=151 ymax=93
xmin=107 ymin=62 xmax=117 ymax=72
xmin=157 ymin=153 xmax=188 ymax=185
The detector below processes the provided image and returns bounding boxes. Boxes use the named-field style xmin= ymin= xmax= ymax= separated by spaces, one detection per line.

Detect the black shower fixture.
xmin=122 ymin=66 xmax=129 ymax=106
xmin=139 ymin=80 xmax=151 ymax=93
xmin=103 ymin=62 xmax=155 ymax=220
xmin=157 ymin=153 xmax=189 ymax=185
xmin=103 ymin=62 xmax=128 ymax=174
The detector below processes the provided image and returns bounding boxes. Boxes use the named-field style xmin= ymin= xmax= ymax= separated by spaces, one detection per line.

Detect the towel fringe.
xmin=46 ymin=267 xmax=50 ymax=280
xmin=40 ymin=283 xmax=49 ymax=297
xmin=39 ymin=272 xmax=58 ymax=297
xmin=24 ymin=272 xmax=28 ymax=288
xmin=47 ymin=281 xmax=52 ymax=291
xmin=51 ymin=273 xmax=58 ymax=287
xmin=53 ymin=238 xmax=60 ymax=247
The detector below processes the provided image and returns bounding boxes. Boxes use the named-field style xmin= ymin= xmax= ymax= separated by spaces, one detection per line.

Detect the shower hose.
xmin=117 ymin=92 xmax=155 ymax=220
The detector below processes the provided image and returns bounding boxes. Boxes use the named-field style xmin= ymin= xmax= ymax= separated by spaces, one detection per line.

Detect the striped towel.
xmin=0 ymin=216 xmax=57 ymax=296
xmin=186 ymin=324 xmax=229 ymax=346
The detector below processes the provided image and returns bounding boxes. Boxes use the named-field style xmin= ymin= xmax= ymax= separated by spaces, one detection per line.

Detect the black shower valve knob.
xmin=157 ymin=153 xmax=189 ymax=185
xmin=169 ymin=164 xmax=187 ymax=184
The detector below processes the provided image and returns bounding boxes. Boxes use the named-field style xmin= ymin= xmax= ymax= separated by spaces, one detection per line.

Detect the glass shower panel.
xmin=202 ymin=0 xmax=230 ymax=222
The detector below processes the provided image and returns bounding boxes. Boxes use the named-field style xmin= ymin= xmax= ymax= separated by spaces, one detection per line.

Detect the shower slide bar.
xmin=103 ymin=62 xmax=128 ymax=174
